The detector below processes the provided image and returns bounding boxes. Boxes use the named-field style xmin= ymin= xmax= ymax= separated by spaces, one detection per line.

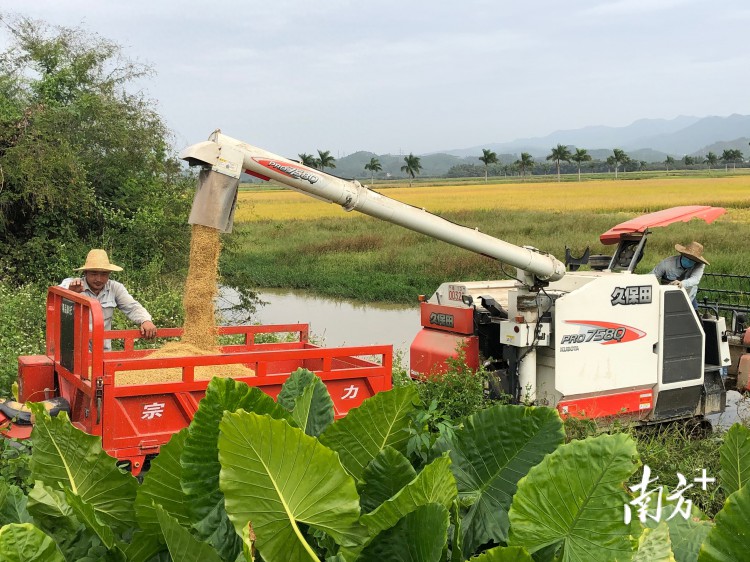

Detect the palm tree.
xmin=515 ymin=152 xmax=534 ymax=179
xmin=664 ymin=156 xmax=675 ymax=173
xmin=683 ymin=155 xmax=695 ymax=168
xmin=364 ymin=157 xmax=382 ymax=183
xmin=704 ymin=151 xmax=718 ymax=171
xmin=546 ymin=144 xmax=572 ymax=182
xmin=720 ymin=149 xmax=737 ymax=171
xmin=570 ymin=148 xmax=592 ymax=182
xmin=478 ymin=149 xmax=498 ymax=182
xmin=298 ymin=153 xmax=317 ymax=168
xmin=400 ymin=153 xmax=422 ymax=186
xmin=610 ymin=148 xmax=629 ymax=179
xmin=317 ymin=150 xmax=336 ymax=173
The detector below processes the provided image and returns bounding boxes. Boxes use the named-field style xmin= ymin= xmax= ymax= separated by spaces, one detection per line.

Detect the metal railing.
xmin=697 ymin=273 xmax=750 ymax=334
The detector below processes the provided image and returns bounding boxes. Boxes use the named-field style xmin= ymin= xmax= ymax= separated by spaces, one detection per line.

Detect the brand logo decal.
xmin=560 ymin=320 xmax=646 ymax=346
xmin=430 ymin=312 xmax=454 ymax=328
xmin=611 ymin=285 xmax=652 ymax=306
xmin=254 ymin=158 xmax=319 ymax=184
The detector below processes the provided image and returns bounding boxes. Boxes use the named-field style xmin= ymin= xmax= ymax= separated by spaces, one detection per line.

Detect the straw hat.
xmin=675 ymin=241 xmax=709 ymax=265
xmin=74 ymin=249 xmax=123 ymax=272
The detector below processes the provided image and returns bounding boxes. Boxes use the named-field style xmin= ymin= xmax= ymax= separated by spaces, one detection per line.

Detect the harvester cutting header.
xmin=180 ymin=130 xmax=743 ymax=432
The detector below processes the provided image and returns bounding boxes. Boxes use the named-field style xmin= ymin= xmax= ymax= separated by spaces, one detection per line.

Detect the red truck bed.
xmin=6 ymin=287 xmax=392 ymax=474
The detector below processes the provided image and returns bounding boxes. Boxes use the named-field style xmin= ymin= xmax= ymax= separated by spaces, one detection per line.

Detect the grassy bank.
xmin=225 ymin=176 xmax=750 ymax=303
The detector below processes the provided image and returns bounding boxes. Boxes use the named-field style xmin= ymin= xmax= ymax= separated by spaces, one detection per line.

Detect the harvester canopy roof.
xmin=599 ymin=206 xmax=726 ymax=245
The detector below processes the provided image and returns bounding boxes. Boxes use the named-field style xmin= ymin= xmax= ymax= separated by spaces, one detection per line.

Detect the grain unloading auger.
xmin=181 ymin=130 xmax=566 ymax=401
xmin=182 ymin=130 xmax=743 ymax=429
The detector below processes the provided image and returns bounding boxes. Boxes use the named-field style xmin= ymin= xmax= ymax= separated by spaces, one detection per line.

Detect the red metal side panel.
xmin=410 ymin=329 xmax=479 ymax=377
xmin=18 ymin=355 xmax=55 ymax=402
xmin=420 ymin=303 xmax=474 ymax=335
xmin=557 ymin=389 xmax=654 ymax=419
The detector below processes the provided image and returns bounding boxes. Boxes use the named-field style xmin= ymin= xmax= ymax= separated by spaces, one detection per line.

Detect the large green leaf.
xmin=218 ymin=411 xmax=366 ymax=562
xmin=645 ymin=493 xmax=711 ymax=562
xmin=279 ymin=368 xmax=335 ymax=437
xmin=135 ymin=428 xmax=190 ymax=537
xmin=634 ymin=523 xmax=676 ymax=562
xmin=0 ymin=482 xmax=31 ymax=525
xmin=0 ymin=523 xmax=65 ymax=562
xmin=28 ymin=405 xmax=138 ymax=535
xmin=697 ymin=484 xmax=750 ymax=562
xmin=718 ymin=422 xmax=750 ymax=496
xmin=468 ymin=546 xmax=533 ymax=561
xmin=155 ymin=505 xmax=223 ymax=562
xmin=122 ymin=531 xmax=171 ymax=562
xmin=359 ymin=446 xmax=417 ymax=513
xmin=65 ymin=490 xmax=115 ymax=549
xmin=181 ymin=377 xmax=291 ymax=559
xmin=433 ymin=404 xmax=565 ymax=556
xmin=360 ymin=455 xmax=456 ymax=538
xmin=319 ymin=385 xmax=419 ymax=481
xmin=508 ymin=433 xmax=640 ymax=562
xmin=292 ymin=376 xmax=335 ymax=437
xmin=357 ymin=503 xmax=449 ymax=562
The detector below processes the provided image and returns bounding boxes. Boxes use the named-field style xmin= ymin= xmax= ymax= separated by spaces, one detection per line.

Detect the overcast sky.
xmin=1 ymin=0 xmax=749 ymax=159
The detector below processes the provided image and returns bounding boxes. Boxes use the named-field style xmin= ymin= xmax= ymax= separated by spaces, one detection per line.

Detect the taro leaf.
xmin=279 ymin=368 xmax=335 ymax=436
xmin=360 ymin=455 xmax=456 ymax=538
xmin=319 ymin=385 xmax=419 ymax=481
xmin=65 ymin=489 xmax=116 ymax=549
xmin=135 ymin=428 xmax=190 ymax=536
xmin=645 ymin=491 xmax=711 ymax=562
xmin=28 ymin=405 xmax=138 ymax=535
xmin=0 ymin=522 xmax=65 ymax=562
xmin=356 ymin=503 xmax=449 ymax=562
xmin=25 ymin=483 xmax=80 ymax=551
xmin=291 ymin=375 xmax=335 ymax=437
xmin=432 ymin=404 xmax=565 ymax=557
xmin=277 ymin=368 xmax=317 ymax=410
xmin=508 ymin=433 xmax=640 ymax=562
xmin=0 ymin=481 xmax=32 ymax=525
xmin=359 ymin=446 xmax=417 ymax=513
xmin=122 ymin=531 xmax=170 ymax=562
xmin=155 ymin=504 xmax=223 ymax=562
xmin=218 ymin=411 xmax=366 ymax=562
xmin=697 ymin=484 xmax=750 ymax=562
xmin=181 ymin=377 xmax=291 ymax=559
xmin=634 ymin=522 xmax=676 ymax=562
xmin=718 ymin=422 xmax=750 ymax=496
xmin=467 ymin=546 xmax=533 ymax=561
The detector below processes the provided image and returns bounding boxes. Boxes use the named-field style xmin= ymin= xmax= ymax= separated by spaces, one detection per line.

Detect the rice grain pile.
xmin=117 ymin=224 xmax=255 ymax=385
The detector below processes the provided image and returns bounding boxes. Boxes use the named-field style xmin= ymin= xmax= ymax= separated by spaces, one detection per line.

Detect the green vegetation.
xmin=0 ymin=16 xmax=193 ymax=393
xmin=223 ymin=207 xmax=750 ymax=304
xmin=1 ymin=375 xmax=749 ymax=561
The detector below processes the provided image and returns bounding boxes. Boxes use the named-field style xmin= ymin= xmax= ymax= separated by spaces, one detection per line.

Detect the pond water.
xmin=218 ymin=287 xmax=421 ymax=365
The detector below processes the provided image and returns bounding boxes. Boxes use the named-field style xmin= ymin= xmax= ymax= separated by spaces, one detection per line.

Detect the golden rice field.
xmin=225 ymin=174 xmax=750 ymax=303
xmin=235 ymin=175 xmax=750 ymax=223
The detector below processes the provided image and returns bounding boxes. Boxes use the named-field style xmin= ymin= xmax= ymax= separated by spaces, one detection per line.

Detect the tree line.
xmin=463 ymin=144 xmax=748 ymax=182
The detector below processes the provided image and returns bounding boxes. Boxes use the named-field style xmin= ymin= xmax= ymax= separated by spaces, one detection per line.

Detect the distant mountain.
xmin=439 ymin=114 xmax=750 ymax=160
xmin=270 ymin=114 xmax=750 ymax=181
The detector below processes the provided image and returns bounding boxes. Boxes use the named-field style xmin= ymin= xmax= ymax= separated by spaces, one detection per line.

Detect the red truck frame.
xmin=8 ymin=287 xmax=392 ymax=474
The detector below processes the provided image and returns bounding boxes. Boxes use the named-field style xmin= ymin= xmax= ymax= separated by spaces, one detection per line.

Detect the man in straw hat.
xmin=60 ymin=249 xmax=157 ymax=349
xmin=650 ymin=241 xmax=709 ymax=309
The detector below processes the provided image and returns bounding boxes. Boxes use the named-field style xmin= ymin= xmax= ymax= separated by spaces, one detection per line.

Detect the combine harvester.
xmin=179 ymin=131 xmax=750 ymax=429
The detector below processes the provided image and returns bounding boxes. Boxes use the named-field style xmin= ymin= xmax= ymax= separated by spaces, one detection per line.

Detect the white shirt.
xmin=59 ymin=277 xmax=152 ymax=349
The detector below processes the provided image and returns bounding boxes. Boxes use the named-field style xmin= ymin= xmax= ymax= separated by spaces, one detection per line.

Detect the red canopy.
xmin=599 ymin=206 xmax=726 ymax=245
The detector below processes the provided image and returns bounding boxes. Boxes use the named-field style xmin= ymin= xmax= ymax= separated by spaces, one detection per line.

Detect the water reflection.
xmin=218 ymin=287 xmax=421 ymax=364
